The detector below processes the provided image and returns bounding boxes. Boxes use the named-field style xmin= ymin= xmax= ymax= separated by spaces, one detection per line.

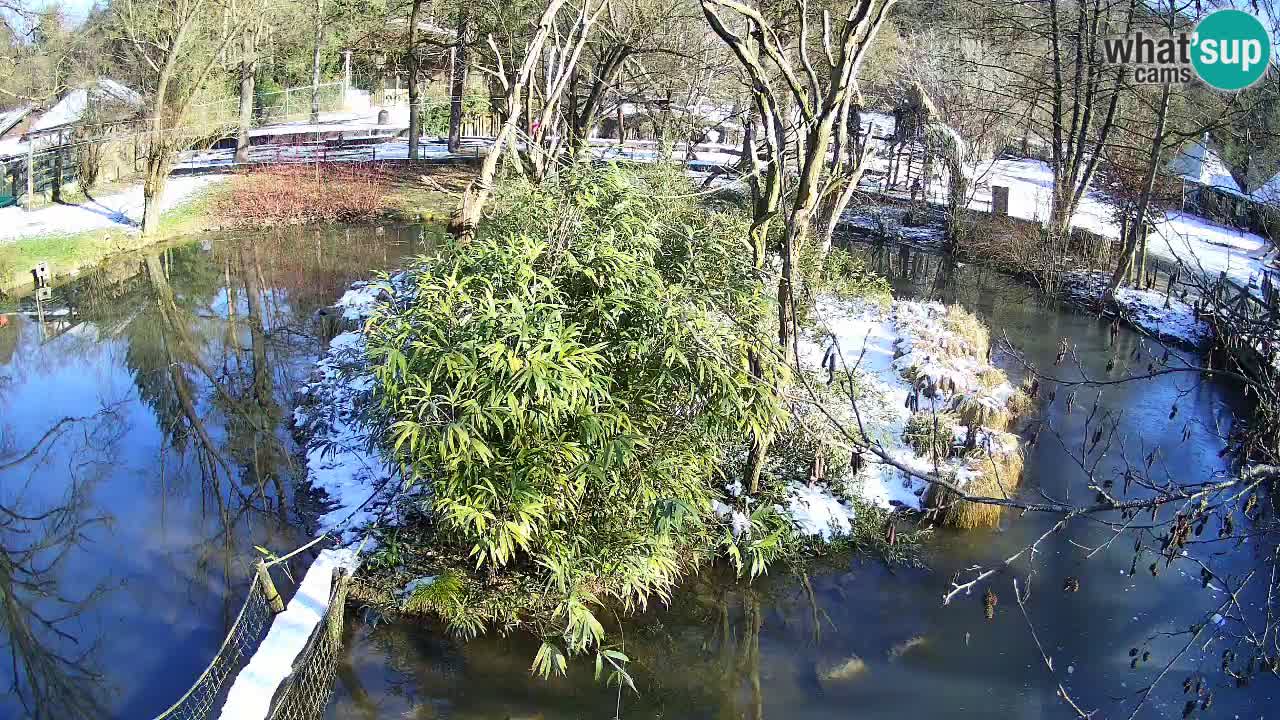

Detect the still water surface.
xmin=1 ymin=231 xmax=1272 ymax=720
xmin=0 ymin=226 xmax=429 ymax=719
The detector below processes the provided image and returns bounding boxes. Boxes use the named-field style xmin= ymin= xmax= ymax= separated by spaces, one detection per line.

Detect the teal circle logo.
xmin=1192 ymin=9 xmax=1271 ymax=91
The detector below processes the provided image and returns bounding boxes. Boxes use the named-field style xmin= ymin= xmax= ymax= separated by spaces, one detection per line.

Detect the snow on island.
xmin=1061 ymin=271 xmax=1213 ymax=349
xmin=293 ymin=279 xmax=1031 ymax=550
xmin=783 ymin=297 xmax=1030 ymax=534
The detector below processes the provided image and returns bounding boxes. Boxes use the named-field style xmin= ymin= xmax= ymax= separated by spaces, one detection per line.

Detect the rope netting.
xmin=265 ymin=570 xmax=353 ymax=720
xmin=150 ymin=555 xmax=356 ymax=720
xmin=151 ymin=574 xmax=275 ymax=720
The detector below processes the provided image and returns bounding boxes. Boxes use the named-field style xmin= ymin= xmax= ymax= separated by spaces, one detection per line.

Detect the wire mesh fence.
xmin=191 ymin=83 xmax=349 ymax=127
xmin=151 ymin=574 xmax=275 ymax=720
xmin=265 ymin=569 xmax=353 ymax=720
xmin=1 ymin=144 xmax=79 ymax=205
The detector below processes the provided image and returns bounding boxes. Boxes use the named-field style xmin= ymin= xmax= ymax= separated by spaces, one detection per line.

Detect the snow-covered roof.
xmin=0 ymin=105 xmax=33 ymax=137
xmin=0 ymin=137 xmax=27 ymax=160
xmin=28 ymin=79 xmax=142 ymax=134
xmin=1168 ymin=135 xmax=1244 ymax=196
xmin=1250 ymin=170 xmax=1280 ymax=205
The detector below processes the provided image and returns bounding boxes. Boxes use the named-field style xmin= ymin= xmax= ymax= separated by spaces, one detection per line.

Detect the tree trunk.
xmin=235 ymin=27 xmax=257 ymax=164
xmin=141 ymin=140 xmax=173 ymax=237
xmin=407 ymin=0 xmax=423 ymax=159
xmin=1106 ymin=82 xmax=1170 ymax=303
xmin=448 ymin=8 xmax=470 ymax=153
xmin=310 ymin=0 xmax=324 ymax=124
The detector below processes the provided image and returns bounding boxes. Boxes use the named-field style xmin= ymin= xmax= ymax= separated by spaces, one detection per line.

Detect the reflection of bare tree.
xmin=0 ymin=407 xmax=123 ymax=720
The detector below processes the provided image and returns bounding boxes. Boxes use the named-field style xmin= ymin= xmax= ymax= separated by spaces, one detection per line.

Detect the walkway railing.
xmin=151 ymin=574 xmax=275 ymax=720
xmin=150 ymin=552 xmax=354 ymax=720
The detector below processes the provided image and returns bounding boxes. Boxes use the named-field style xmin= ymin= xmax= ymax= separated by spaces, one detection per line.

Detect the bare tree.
xmin=115 ymin=0 xmax=247 ymax=235
xmin=235 ymin=15 xmax=269 ymax=164
xmin=450 ymin=0 xmax=587 ymax=238
xmin=701 ymin=0 xmax=895 ymax=355
xmin=407 ymin=0 xmax=424 ymax=159
xmin=448 ymin=6 xmax=470 ymax=153
xmin=309 ymin=0 xmax=324 ymax=123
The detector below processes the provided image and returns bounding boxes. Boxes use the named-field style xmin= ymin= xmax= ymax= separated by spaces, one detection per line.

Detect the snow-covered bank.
xmin=1061 ymin=272 xmax=1212 ymax=349
xmin=965 ymin=158 xmax=1275 ymax=293
xmin=293 ymin=280 xmax=401 ymax=543
xmin=216 ymin=281 xmax=404 ymax=720
xmin=0 ymin=174 xmax=224 ymax=243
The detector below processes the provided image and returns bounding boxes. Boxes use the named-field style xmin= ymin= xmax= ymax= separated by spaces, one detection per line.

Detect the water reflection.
xmin=0 ymin=225 xmax=432 ymax=719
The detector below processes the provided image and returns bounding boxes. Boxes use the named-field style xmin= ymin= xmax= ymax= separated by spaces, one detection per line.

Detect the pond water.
xmin=0 ymin=225 xmax=434 ymax=720
xmin=325 ymin=243 xmax=1276 ymax=719
xmin=2 ymin=229 xmax=1271 ymax=720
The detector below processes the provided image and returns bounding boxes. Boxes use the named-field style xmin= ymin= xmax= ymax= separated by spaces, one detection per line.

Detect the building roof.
xmin=28 ymin=79 xmax=142 ymax=134
xmin=1168 ymin=135 xmax=1244 ymax=196
xmin=1250 ymin=171 xmax=1280 ymax=205
xmin=0 ymin=105 xmax=33 ymax=138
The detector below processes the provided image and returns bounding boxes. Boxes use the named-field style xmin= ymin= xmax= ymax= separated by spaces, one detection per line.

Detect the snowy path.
xmin=0 ymin=174 xmax=224 ymax=244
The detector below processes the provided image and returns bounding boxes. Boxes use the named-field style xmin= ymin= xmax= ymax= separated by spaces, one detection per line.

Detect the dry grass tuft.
xmin=1005 ymin=378 xmax=1036 ymax=418
xmin=944 ymin=305 xmax=990 ymax=357
xmin=950 ymin=394 xmax=1013 ymax=432
xmin=926 ymin=446 xmax=1025 ymax=530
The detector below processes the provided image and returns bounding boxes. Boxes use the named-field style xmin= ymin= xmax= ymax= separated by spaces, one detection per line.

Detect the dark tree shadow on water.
xmin=0 ymin=405 xmax=125 ymax=720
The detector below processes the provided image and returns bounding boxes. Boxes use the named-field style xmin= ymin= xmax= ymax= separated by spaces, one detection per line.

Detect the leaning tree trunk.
xmin=448 ymin=7 xmax=470 ymax=153
xmin=451 ymin=0 xmax=568 ymax=238
xmin=407 ymin=0 xmax=423 ymax=159
xmin=309 ymin=0 xmax=324 ymax=124
xmin=235 ymin=27 xmax=257 ymax=164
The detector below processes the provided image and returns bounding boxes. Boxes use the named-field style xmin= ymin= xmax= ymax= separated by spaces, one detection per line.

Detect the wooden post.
xmin=52 ymin=147 xmax=63 ymax=203
xmin=256 ymin=560 xmax=286 ymax=613
xmin=991 ymin=186 xmax=1010 ymax=216
xmin=25 ymin=144 xmax=34 ymax=211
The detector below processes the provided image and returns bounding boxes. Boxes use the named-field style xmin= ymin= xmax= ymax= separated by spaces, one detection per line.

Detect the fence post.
xmin=256 ymin=560 xmax=286 ymax=613
xmin=52 ymin=147 xmax=63 ymax=203
xmin=25 ymin=144 xmax=34 ymax=211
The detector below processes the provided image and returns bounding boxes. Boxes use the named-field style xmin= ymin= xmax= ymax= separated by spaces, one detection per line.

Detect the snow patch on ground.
xmin=1061 ymin=272 xmax=1212 ymax=348
xmin=784 ymin=297 xmax=1027 ymax=531
xmin=800 ymin=298 xmax=933 ymax=512
xmin=0 ymin=175 xmax=224 ymax=244
xmin=965 ymin=158 xmax=1275 ymax=292
xmin=293 ymin=280 xmax=400 ymax=542
xmin=784 ymin=481 xmax=857 ymax=538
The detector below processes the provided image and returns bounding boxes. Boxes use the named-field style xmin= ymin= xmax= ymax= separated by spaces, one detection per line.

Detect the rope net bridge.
xmin=151 ymin=545 xmax=357 ymax=720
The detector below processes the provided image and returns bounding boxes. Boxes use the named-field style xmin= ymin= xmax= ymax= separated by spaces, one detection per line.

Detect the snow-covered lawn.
xmin=0 ymin=174 xmax=224 ymax=244
xmin=966 ymin=158 xmax=1275 ymax=291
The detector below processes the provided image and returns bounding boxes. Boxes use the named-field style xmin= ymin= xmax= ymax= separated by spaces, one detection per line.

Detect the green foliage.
xmin=366 ymin=164 xmax=789 ymax=657
xmin=420 ymin=94 xmax=489 ymax=137
xmin=720 ymin=504 xmax=795 ymax=579
xmin=798 ymin=244 xmax=891 ymax=305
